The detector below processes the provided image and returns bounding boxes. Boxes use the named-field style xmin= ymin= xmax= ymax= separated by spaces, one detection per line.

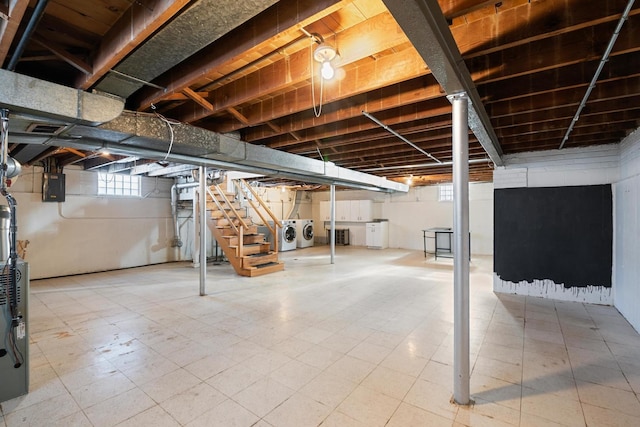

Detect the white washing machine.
xmin=277 ymin=220 xmax=297 ymax=252
xmin=296 ymin=219 xmax=314 ymax=248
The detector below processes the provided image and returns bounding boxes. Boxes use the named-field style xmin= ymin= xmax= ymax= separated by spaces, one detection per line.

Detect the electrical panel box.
xmin=42 ymin=172 xmax=65 ymax=202
xmin=0 ymin=261 xmax=29 ymax=403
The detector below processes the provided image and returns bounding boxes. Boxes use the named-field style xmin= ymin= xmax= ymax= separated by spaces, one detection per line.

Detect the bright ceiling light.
xmin=321 ymin=61 xmax=335 ymax=80
xmin=314 ymin=43 xmax=337 ymax=80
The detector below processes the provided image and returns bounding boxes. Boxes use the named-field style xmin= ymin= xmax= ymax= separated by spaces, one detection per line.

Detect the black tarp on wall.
xmin=494 ymin=185 xmax=612 ymax=288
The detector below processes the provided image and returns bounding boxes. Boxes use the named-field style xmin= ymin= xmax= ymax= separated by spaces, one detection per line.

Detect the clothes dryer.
xmin=296 ymin=219 xmax=314 ymax=248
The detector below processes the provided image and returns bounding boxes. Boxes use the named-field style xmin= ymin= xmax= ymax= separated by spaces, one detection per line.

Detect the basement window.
xmin=98 ymin=172 xmax=141 ymax=197
xmin=438 ymin=184 xmax=453 ymax=202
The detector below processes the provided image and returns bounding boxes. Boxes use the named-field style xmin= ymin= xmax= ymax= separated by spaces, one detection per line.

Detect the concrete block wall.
xmin=311 ymin=183 xmax=494 ymax=255
xmin=10 ymin=166 xmax=177 ymax=279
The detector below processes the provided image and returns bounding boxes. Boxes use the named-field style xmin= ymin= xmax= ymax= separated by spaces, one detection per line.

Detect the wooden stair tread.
xmin=255 ymin=261 xmax=282 ymax=269
xmin=207 ymin=179 xmax=283 ymax=278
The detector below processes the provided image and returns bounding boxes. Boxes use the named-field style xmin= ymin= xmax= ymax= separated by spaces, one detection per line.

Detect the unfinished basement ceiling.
xmin=1 ymin=0 xmax=640 ymax=185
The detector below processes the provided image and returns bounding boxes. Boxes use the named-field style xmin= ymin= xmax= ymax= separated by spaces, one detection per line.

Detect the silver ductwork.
xmin=94 ymin=0 xmax=279 ymax=98
xmin=0 ymin=69 xmax=124 ymax=125
xmin=1 ymin=70 xmax=407 ymax=193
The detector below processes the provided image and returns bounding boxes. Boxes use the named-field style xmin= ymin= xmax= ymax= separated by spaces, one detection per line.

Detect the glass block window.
xmin=438 ymin=183 xmax=453 ymax=202
xmin=98 ymin=172 xmax=141 ymax=197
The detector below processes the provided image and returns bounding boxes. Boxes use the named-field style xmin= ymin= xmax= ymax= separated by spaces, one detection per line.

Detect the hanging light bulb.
xmin=321 ymin=61 xmax=335 ymax=80
xmin=314 ymin=43 xmax=337 ymax=81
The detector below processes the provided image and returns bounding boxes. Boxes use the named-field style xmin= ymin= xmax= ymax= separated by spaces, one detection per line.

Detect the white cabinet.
xmin=350 ymin=200 xmax=373 ymax=222
xmin=320 ymin=200 xmax=373 ymax=222
xmin=366 ymin=221 xmax=388 ymax=249
xmin=319 ymin=201 xmax=331 ymax=221
xmin=336 ymin=201 xmax=351 ymax=221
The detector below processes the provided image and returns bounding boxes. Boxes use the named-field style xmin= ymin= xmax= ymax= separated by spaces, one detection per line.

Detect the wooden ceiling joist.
xmin=133 ymin=0 xmax=350 ymax=111
xmin=0 ymin=0 xmax=30 ymax=63
xmin=182 ymin=87 xmax=213 ymax=111
xmin=243 ymin=76 xmax=445 ymax=142
xmin=173 ymin=11 xmax=410 ymax=124
xmin=32 ymin=34 xmax=92 ymax=74
xmin=76 ymin=0 xmax=192 ymax=89
xmin=211 ymin=46 xmax=429 ymax=133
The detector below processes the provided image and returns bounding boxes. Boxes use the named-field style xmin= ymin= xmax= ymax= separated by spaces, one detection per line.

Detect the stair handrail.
xmin=238 ymin=179 xmax=283 ymax=229
xmin=234 ymin=181 xmax=279 ymax=253
xmin=213 ymin=184 xmax=250 ymax=230
xmin=205 ymin=186 xmax=239 ymax=235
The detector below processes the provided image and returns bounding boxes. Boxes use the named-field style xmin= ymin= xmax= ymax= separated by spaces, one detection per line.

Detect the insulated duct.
xmin=94 ymin=0 xmax=279 ymax=98
xmin=170 ymin=181 xmax=200 ymax=248
xmin=0 ymin=69 xmax=124 ymax=125
xmin=1 ymin=71 xmax=407 ymax=193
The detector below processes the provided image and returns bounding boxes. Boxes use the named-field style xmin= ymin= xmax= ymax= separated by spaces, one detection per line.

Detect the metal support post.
xmin=199 ymin=166 xmax=207 ymax=296
xmin=330 ymin=184 xmax=336 ymax=264
xmin=450 ymin=93 xmax=470 ymax=405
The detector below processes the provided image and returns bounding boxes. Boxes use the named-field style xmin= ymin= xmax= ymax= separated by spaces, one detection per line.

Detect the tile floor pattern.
xmin=2 ymin=247 xmax=640 ymax=426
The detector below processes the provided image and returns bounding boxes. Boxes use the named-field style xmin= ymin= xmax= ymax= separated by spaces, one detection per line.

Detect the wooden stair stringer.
xmin=206 ymin=182 xmax=284 ymax=277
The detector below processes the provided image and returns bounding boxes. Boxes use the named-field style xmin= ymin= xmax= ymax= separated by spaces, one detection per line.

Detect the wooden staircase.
xmin=206 ymin=179 xmax=285 ymax=277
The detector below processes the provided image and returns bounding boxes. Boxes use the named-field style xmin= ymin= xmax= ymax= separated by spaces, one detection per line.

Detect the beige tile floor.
xmin=2 ymin=246 xmax=640 ymax=426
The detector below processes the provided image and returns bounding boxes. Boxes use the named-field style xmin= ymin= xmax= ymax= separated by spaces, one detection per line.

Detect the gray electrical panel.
xmin=0 ymin=260 xmax=29 ymax=403
xmin=42 ymin=172 xmax=65 ymax=202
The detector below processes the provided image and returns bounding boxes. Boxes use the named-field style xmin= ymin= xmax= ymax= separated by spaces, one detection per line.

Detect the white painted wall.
xmin=242 ymin=186 xmax=313 ymax=224
xmin=493 ymin=144 xmax=620 ymax=305
xmin=10 ymin=166 xmax=178 ymax=279
xmin=494 ymin=144 xmax=620 ymax=189
xmin=614 ymin=130 xmax=640 ymax=332
xmin=309 ymin=183 xmax=494 ymax=255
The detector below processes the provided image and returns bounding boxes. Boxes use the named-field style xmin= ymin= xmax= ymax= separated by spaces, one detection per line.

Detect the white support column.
xmin=330 ymin=184 xmax=336 ymax=264
xmin=199 ymin=166 xmax=207 ymax=296
xmin=450 ymin=93 xmax=470 ymax=405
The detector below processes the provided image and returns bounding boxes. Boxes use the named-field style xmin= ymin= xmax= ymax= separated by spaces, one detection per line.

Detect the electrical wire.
xmin=150 ymin=105 xmax=181 ymax=160
xmin=310 ymin=40 xmax=325 ymax=118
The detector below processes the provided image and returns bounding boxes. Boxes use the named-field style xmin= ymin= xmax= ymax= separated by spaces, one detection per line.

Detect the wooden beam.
xmin=26 ymin=146 xmax=60 ymax=166
xmin=443 ymin=0 xmax=497 ymax=20
xmin=163 ymin=91 xmax=209 ymax=102
xmin=32 ymin=34 xmax=93 ymax=74
xmin=244 ymin=76 xmax=445 ymax=143
xmin=76 ymin=0 xmax=191 ymax=89
xmin=133 ymin=0 xmax=350 ymax=111
xmin=182 ymin=87 xmax=214 ymax=111
xmin=488 ymin=75 xmax=640 ymax=118
xmin=265 ymin=121 xmax=281 ymax=133
xmin=0 ymin=0 xmax=30 ymax=63
xmin=174 ymin=11 xmax=409 ymax=124
xmin=267 ymin=100 xmax=451 ymax=150
xmin=18 ymin=54 xmax=58 ymax=62
xmin=226 ymin=107 xmax=250 ymax=125
xmin=479 ymin=52 xmax=640 ymax=104
xmin=493 ymin=97 xmax=640 ymax=129
xmin=63 ymin=147 xmax=87 ymax=158
xmin=467 ymin=15 xmax=640 ymax=86
xmin=289 ymin=131 xmax=302 ymax=141
xmin=211 ymin=45 xmax=429 ymax=133
xmin=496 ymin=110 xmax=640 ymax=138
xmin=453 ymin=0 xmax=640 ymax=57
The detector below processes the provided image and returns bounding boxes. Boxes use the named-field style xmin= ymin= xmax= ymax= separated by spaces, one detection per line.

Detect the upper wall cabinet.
xmin=320 ymin=200 xmax=372 ymax=222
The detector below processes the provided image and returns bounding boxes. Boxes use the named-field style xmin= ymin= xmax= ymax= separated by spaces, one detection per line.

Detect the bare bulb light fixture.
xmin=314 ymin=43 xmax=336 ymax=80
xmin=310 ymin=35 xmax=338 ymax=118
